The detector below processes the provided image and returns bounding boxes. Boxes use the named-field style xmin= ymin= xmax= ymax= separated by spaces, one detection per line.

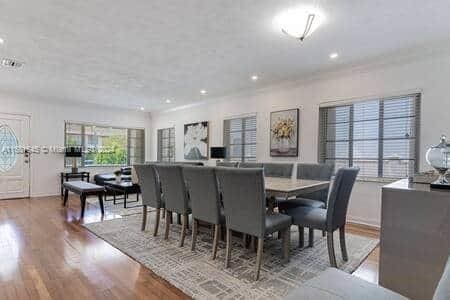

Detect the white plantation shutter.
xmin=223 ymin=115 xmax=257 ymax=162
xmin=319 ymin=94 xmax=420 ymax=179
xmin=157 ymin=127 xmax=175 ymax=162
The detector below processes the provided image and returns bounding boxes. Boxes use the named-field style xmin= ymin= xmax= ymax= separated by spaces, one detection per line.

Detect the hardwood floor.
xmin=0 ymin=196 xmax=379 ymax=300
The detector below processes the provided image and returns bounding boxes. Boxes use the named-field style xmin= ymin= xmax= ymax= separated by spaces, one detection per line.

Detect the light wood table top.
xmin=264 ymin=177 xmax=330 ymax=199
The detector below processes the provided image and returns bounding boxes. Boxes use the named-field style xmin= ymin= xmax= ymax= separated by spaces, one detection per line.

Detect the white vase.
xmin=278 ymin=137 xmax=290 ymax=153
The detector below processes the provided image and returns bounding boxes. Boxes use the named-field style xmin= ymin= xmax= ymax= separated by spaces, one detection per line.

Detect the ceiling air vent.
xmin=1 ymin=58 xmax=24 ymax=69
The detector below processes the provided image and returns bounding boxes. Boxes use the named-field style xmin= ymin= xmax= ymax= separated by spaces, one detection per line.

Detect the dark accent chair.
xmin=155 ymin=165 xmax=191 ymax=247
xmin=239 ymin=162 xmax=263 ymax=168
xmin=279 ymin=163 xmax=334 ymax=211
xmin=134 ymin=164 xmax=164 ymax=236
xmin=216 ymin=161 xmax=239 ymax=168
xmin=216 ymin=168 xmax=292 ymax=280
xmin=183 ymin=166 xmax=224 ymax=259
xmin=286 ymin=167 xmax=359 ymax=267
xmin=263 ymin=163 xmax=294 ymax=178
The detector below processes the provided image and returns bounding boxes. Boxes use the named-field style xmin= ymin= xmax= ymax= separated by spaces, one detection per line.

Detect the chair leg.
xmin=212 ymin=224 xmax=220 ymax=260
xmin=225 ymin=228 xmax=232 ymax=268
xmin=164 ymin=210 xmax=170 ymax=240
xmin=282 ymin=227 xmax=290 ymax=263
xmin=162 ymin=208 xmax=165 ymax=219
xmin=179 ymin=214 xmax=187 ymax=247
xmin=298 ymin=226 xmax=304 ymax=248
xmin=255 ymin=237 xmax=264 ymax=281
xmin=191 ymin=219 xmax=198 ymax=251
xmin=177 ymin=213 xmax=182 ymax=225
xmin=242 ymin=233 xmax=247 ymax=249
xmin=327 ymin=231 xmax=337 ymax=267
xmin=141 ymin=205 xmax=147 ymax=231
xmin=339 ymin=226 xmax=348 ymax=261
xmin=308 ymin=228 xmax=314 ymax=247
xmin=153 ymin=208 xmax=160 ymax=236
xmin=322 ymin=230 xmax=326 ymax=237
xmin=251 ymin=236 xmax=256 ymax=252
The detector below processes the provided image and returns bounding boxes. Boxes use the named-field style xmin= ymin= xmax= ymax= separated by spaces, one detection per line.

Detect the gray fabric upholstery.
xmin=263 ymin=163 xmax=294 ymax=178
xmin=326 ymin=167 xmax=359 ymax=230
xmin=216 ymin=161 xmax=239 ymax=167
xmin=279 ymin=198 xmax=326 ymax=211
xmin=215 ymin=168 xmax=291 ymax=238
xmin=155 ymin=165 xmax=191 ymax=214
xmin=134 ymin=164 xmax=163 ymax=209
xmin=287 ymin=168 xmax=359 ymax=232
xmin=296 ymin=163 xmax=334 ymax=205
xmin=283 ymin=268 xmax=408 ymax=300
xmin=433 ymin=256 xmax=450 ymax=300
xmin=63 ymin=181 xmax=104 ymax=193
xmin=175 ymin=161 xmax=204 ymax=166
xmin=239 ymin=162 xmax=264 ymax=168
xmin=183 ymin=166 xmax=223 ymax=225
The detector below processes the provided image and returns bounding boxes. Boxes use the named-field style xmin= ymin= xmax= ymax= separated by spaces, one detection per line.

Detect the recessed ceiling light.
xmin=329 ymin=52 xmax=339 ymax=59
xmin=251 ymin=75 xmax=259 ymax=81
xmin=139 ymin=106 xmax=145 ymax=111
xmin=273 ymin=6 xmax=324 ymax=41
xmin=200 ymin=90 xmax=207 ymax=95
xmin=0 ymin=38 xmax=4 ymax=45
xmin=165 ymin=99 xmax=171 ymax=103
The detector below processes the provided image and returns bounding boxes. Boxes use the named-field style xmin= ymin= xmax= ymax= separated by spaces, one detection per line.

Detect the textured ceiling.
xmin=1 ymin=0 xmax=450 ymax=111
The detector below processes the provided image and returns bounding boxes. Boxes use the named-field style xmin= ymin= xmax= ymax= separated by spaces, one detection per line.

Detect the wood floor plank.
xmin=0 ymin=196 xmax=379 ymax=299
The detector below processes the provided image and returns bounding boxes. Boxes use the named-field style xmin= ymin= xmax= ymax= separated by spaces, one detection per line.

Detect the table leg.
xmin=80 ymin=195 xmax=86 ymax=219
xmin=98 ymin=193 xmax=105 ymax=215
xmin=60 ymin=175 xmax=64 ymax=197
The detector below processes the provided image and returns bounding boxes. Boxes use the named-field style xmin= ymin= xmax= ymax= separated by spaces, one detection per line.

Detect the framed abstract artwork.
xmin=270 ymin=108 xmax=299 ymax=157
xmin=184 ymin=121 xmax=209 ymax=160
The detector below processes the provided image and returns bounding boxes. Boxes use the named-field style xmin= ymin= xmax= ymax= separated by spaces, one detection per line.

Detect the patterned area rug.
xmin=84 ymin=214 xmax=378 ymax=299
xmin=86 ymin=194 xmax=151 ymax=216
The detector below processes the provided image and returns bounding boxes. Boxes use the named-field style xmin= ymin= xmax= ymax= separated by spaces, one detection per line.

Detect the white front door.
xmin=0 ymin=113 xmax=30 ymax=199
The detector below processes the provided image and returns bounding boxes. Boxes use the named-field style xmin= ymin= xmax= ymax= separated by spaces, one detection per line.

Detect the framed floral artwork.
xmin=184 ymin=121 xmax=209 ymax=160
xmin=270 ymin=109 xmax=299 ymax=157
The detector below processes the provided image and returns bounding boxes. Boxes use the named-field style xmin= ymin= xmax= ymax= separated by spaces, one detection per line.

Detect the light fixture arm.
xmin=299 ymin=13 xmax=315 ymax=41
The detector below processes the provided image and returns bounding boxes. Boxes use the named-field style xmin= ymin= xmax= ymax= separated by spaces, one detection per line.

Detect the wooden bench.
xmin=63 ymin=181 xmax=105 ymax=218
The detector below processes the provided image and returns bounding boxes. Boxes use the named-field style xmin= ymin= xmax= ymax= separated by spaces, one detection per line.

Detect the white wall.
xmin=0 ymin=94 xmax=151 ymax=197
xmin=149 ymin=50 xmax=450 ymax=227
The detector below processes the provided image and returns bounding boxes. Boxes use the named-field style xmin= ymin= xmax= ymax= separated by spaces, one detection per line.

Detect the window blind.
xmin=223 ymin=115 xmax=257 ymax=162
xmin=157 ymin=127 xmax=175 ymax=162
xmin=319 ymin=94 xmax=420 ymax=179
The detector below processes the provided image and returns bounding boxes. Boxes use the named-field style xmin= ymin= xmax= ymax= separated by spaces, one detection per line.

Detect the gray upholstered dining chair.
xmin=183 ymin=166 xmax=225 ymax=259
xmin=215 ymin=168 xmax=292 ymax=280
xmin=263 ymin=163 xmax=294 ymax=178
xmin=286 ymin=167 xmax=359 ymax=267
xmin=134 ymin=164 xmax=164 ymax=236
xmin=239 ymin=162 xmax=264 ymax=168
xmin=216 ymin=161 xmax=239 ymax=167
xmin=155 ymin=165 xmax=191 ymax=247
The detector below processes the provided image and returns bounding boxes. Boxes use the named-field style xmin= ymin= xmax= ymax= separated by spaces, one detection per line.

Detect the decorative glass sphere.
xmin=426 ymin=135 xmax=450 ymax=183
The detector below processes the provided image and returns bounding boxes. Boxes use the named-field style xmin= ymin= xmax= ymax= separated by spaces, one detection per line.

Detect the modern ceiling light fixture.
xmin=329 ymin=52 xmax=339 ymax=59
xmin=251 ymin=75 xmax=259 ymax=81
xmin=200 ymin=90 xmax=207 ymax=95
xmin=139 ymin=106 xmax=145 ymax=111
xmin=274 ymin=5 xmax=324 ymax=42
xmin=0 ymin=38 xmax=4 ymax=45
xmin=1 ymin=58 xmax=24 ymax=69
xmin=165 ymin=99 xmax=171 ymax=103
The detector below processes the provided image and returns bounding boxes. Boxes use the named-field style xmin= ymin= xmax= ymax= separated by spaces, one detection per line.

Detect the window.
xmin=157 ymin=127 xmax=175 ymax=162
xmin=64 ymin=123 xmax=145 ymax=167
xmin=319 ymin=94 xmax=420 ymax=179
xmin=223 ymin=115 xmax=257 ymax=162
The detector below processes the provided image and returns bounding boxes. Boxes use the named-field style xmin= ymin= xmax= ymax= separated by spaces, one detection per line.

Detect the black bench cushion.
xmin=63 ymin=181 xmax=105 ymax=194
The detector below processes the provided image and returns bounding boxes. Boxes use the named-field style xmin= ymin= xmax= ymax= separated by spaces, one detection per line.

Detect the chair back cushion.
xmin=239 ymin=162 xmax=264 ymax=168
xmin=297 ymin=163 xmax=334 ymax=203
xmin=263 ymin=163 xmax=293 ymax=178
xmin=216 ymin=168 xmax=266 ymax=237
xmin=155 ymin=165 xmax=190 ymax=213
xmin=216 ymin=161 xmax=239 ymax=168
xmin=183 ymin=166 xmax=222 ymax=224
xmin=433 ymin=256 xmax=450 ymax=300
xmin=326 ymin=167 xmax=359 ymax=230
xmin=134 ymin=164 xmax=162 ymax=208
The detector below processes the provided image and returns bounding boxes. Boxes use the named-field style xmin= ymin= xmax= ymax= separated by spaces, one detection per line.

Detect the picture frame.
xmin=184 ymin=121 xmax=209 ymax=160
xmin=270 ymin=108 xmax=299 ymax=157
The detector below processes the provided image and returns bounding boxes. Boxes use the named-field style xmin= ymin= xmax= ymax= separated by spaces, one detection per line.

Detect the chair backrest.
xmin=433 ymin=256 xmax=450 ymax=300
xmin=263 ymin=163 xmax=293 ymax=178
xmin=183 ymin=166 xmax=222 ymax=224
xmin=297 ymin=163 xmax=335 ymax=203
xmin=215 ymin=168 xmax=266 ymax=238
xmin=133 ymin=164 xmax=162 ymax=208
xmin=239 ymin=162 xmax=264 ymax=168
xmin=326 ymin=167 xmax=359 ymax=231
xmin=155 ymin=165 xmax=190 ymax=213
xmin=216 ymin=161 xmax=239 ymax=168
xmin=175 ymin=161 xmax=204 ymax=166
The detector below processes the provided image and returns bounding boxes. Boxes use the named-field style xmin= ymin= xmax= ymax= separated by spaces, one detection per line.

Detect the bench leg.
xmin=63 ymin=189 xmax=69 ymax=206
xmin=98 ymin=193 xmax=105 ymax=215
xmin=80 ymin=195 xmax=86 ymax=219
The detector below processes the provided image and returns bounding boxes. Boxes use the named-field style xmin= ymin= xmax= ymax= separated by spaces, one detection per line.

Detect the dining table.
xmin=264 ymin=177 xmax=330 ymax=211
